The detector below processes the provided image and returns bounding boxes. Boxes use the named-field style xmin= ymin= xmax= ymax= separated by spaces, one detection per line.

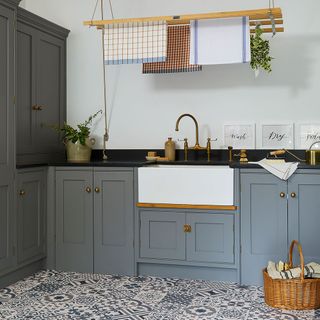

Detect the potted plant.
xmin=52 ymin=110 xmax=102 ymax=162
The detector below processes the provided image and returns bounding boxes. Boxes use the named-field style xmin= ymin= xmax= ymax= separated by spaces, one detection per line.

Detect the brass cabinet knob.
xmin=291 ymin=192 xmax=297 ymax=198
xmin=85 ymin=187 xmax=92 ymax=193
xmin=32 ymin=105 xmax=44 ymax=111
xmin=19 ymin=190 xmax=26 ymax=196
xmin=184 ymin=224 xmax=192 ymax=233
xmin=94 ymin=187 xmax=100 ymax=193
xmin=280 ymin=192 xmax=286 ymax=198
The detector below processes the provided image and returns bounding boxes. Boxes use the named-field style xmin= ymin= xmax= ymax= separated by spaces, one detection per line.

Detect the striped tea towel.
xmin=190 ymin=17 xmax=251 ymax=65
xmin=104 ymin=21 xmax=167 ymax=65
xmin=143 ymin=25 xmax=202 ymax=74
xmin=267 ymin=261 xmax=320 ymax=280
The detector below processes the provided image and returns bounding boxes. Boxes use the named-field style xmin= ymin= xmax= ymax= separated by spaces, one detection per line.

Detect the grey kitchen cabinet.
xmin=140 ymin=210 xmax=186 ymax=260
xmin=139 ymin=209 xmax=235 ymax=265
xmin=94 ymin=170 xmax=134 ymax=275
xmin=288 ymin=173 xmax=320 ymax=264
xmin=0 ymin=0 xmax=16 ymax=276
xmin=55 ymin=168 xmax=135 ymax=275
xmin=55 ymin=169 xmax=94 ymax=273
xmin=186 ymin=213 xmax=235 ymax=264
xmin=17 ymin=168 xmax=47 ymax=265
xmin=16 ymin=8 xmax=69 ymax=165
xmin=240 ymin=170 xmax=320 ymax=285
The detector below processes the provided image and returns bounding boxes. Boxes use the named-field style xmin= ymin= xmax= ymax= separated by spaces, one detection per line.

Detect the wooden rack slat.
xmin=84 ymin=7 xmax=283 ymax=27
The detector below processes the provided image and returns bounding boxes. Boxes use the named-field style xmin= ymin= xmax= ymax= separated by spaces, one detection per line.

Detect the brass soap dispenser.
xmin=165 ymin=137 xmax=176 ymax=161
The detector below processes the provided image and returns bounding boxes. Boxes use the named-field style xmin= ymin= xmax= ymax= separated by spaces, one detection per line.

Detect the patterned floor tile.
xmin=0 ymin=270 xmax=317 ymax=320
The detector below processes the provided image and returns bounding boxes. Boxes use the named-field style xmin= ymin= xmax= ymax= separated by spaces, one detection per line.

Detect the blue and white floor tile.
xmin=0 ymin=270 xmax=318 ymax=319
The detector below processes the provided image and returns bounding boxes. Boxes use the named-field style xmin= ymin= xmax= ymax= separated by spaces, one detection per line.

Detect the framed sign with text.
xmin=297 ymin=124 xmax=320 ymax=149
xmin=261 ymin=123 xmax=294 ymax=149
xmin=223 ymin=123 xmax=255 ymax=149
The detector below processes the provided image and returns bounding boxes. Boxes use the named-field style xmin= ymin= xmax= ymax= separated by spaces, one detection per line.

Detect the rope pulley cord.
xmin=91 ymin=0 xmax=115 ymax=160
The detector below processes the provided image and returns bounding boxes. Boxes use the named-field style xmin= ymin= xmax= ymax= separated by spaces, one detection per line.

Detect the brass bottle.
xmin=165 ymin=137 xmax=176 ymax=161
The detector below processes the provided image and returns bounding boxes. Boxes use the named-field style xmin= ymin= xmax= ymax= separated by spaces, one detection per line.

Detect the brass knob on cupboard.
xmin=291 ymin=192 xmax=297 ymax=198
xmin=94 ymin=187 xmax=100 ymax=193
xmin=19 ymin=190 xmax=26 ymax=196
xmin=184 ymin=225 xmax=192 ymax=233
xmin=280 ymin=192 xmax=286 ymax=198
xmin=85 ymin=187 xmax=91 ymax=193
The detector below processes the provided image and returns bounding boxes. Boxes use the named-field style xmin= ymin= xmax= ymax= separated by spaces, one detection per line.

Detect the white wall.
xmin=21 ymin=0 xmax=320 ymax=149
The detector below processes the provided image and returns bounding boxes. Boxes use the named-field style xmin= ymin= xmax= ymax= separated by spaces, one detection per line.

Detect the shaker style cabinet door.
xmin=186 ymin=213 xmax=235 ymax=264
xmin=33 ymin=30 xmax=65 ymax=154
xmin=16 ymin=9 xmax=69 ymax=164
xmin=288 ymin=173 xmax=320 ymax=264
xmin=55 ymin=170 xmax=94 ymax=273
xmin=17 ymin=169 xmax=46 ymax=265
xmin=240 ymin=173 xmax=288 ymax=285
xmin=140 ymin=210 xmax=186 ymax=261
xmin=0 ymin=3 xmax=15 ymax=275
xmin=93 ymin=170 xmax=135 ymax=276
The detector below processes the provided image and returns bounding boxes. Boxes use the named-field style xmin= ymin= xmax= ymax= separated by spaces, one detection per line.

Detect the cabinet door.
xmin=241 ymin=173 xmax=288 ymax=285
xmin=186 ymin=213 xmax=234 ymax=264
xmin=288 ymin=174 xmax=320 ymax=263
xmin=56 ymin=170 xmax=93 ymax=272
xmin=140 ymin=210 xmax=185 ymax=260
xmin=17 ymin=170 xmax=46 ymax=264
xmin=16 ymin=22 xmax=37 ymax=155
xmin=34 ymin=31 xmax=65 ymax=154
xmin=0 ymin=4 xmax=15 ymax=275
xmin=94 ymin=171 xmax=134 ymax=275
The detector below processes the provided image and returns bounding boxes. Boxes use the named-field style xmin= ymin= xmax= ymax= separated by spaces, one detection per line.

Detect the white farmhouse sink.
xmin=138 ymin=165 xmax=234 ymax=205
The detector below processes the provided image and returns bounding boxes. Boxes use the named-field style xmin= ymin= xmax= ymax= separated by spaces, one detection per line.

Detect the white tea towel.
xmin=190 ymin=17 xmax=251 ymax=65
xmin=250 ymin=158 xmax=298 ymax=180
xmin=104 ymin=21 xmax=167 ymax=65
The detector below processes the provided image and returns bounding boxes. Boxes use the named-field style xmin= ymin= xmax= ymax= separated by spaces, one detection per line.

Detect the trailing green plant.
xmin=51 ymin=110 xmax=102 ymax=145
xmin=250 ymin=26 xmax=273 ymax=73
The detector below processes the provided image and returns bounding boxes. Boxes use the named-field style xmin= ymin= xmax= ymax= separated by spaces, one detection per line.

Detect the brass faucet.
xmin=175 ymin=114 xmax=204 ymax=150
xmin=175 ymin=113 xmax=211 ymax=161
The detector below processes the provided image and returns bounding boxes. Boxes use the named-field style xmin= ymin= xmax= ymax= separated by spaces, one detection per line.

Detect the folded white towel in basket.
xmin=250 ymin=158 xmax=299 ymax=180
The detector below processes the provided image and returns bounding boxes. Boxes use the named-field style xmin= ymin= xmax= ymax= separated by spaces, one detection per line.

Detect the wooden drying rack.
xmin=84 ymin=7 xmax=284 ymax=34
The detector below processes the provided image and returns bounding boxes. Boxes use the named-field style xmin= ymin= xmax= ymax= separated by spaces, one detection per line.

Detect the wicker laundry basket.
xmin=263 ymin=240 xmax=320 ymax=310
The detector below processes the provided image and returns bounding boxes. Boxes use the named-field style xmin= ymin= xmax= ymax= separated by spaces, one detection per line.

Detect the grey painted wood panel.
xmin=94 ymin=171 xmax=134 ymax=275
xmin=186 ymin=213 xmax=234 ymax=264
xmin=55 ymin=170 xmax=93 ymax=273
xmin=17 ymin=170 xmax=46 ymax=264
xmin=0 ymin=3 xmax=15 ymax=275
xmin=288 ymin=174 xmax=320 ymax=263
xmin=241 ymin=173 xmax=288 ymax=285
xmin=34 ymin=31 xmax=65 ymax=154
xmin=16 ymin=10 xmax=68 ymax=164
xmin=16 ymin=22 xmax=36 ymax=155
xmin=140 ymin=211 xmax=186 ymax=260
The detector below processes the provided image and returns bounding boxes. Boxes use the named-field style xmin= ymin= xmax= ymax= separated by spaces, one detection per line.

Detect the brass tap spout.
xmin=175 ymin=114 xmax=202 ymax=149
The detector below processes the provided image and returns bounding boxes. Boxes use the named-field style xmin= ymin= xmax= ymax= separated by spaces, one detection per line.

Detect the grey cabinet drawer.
xmin=140 ymin=211 xmax=186 ymax=260
xmin=186 ymin=213 xmax=234 ymax=264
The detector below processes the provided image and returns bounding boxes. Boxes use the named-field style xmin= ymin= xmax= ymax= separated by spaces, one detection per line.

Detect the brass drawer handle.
xmin=95 ymin=187 xmax=100 ymax=193
xmin=291 ymin=192 xmax=297 ymax=198
xmin=184 ymin=224 xmax=192 ymax=233
xmin=280 ymin=192 xmax=286 ymax=198
xmin=32 ymin=105 xmax=44 ymax=111
xmin=85 ymin=187 xmax=92 ymax=193
xmin=19 ymin=190 xmax=26 ymax=196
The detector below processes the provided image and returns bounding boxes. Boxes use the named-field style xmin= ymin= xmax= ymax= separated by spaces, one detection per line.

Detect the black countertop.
xmin=16 ymin=149 xmax=320 ymax=170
